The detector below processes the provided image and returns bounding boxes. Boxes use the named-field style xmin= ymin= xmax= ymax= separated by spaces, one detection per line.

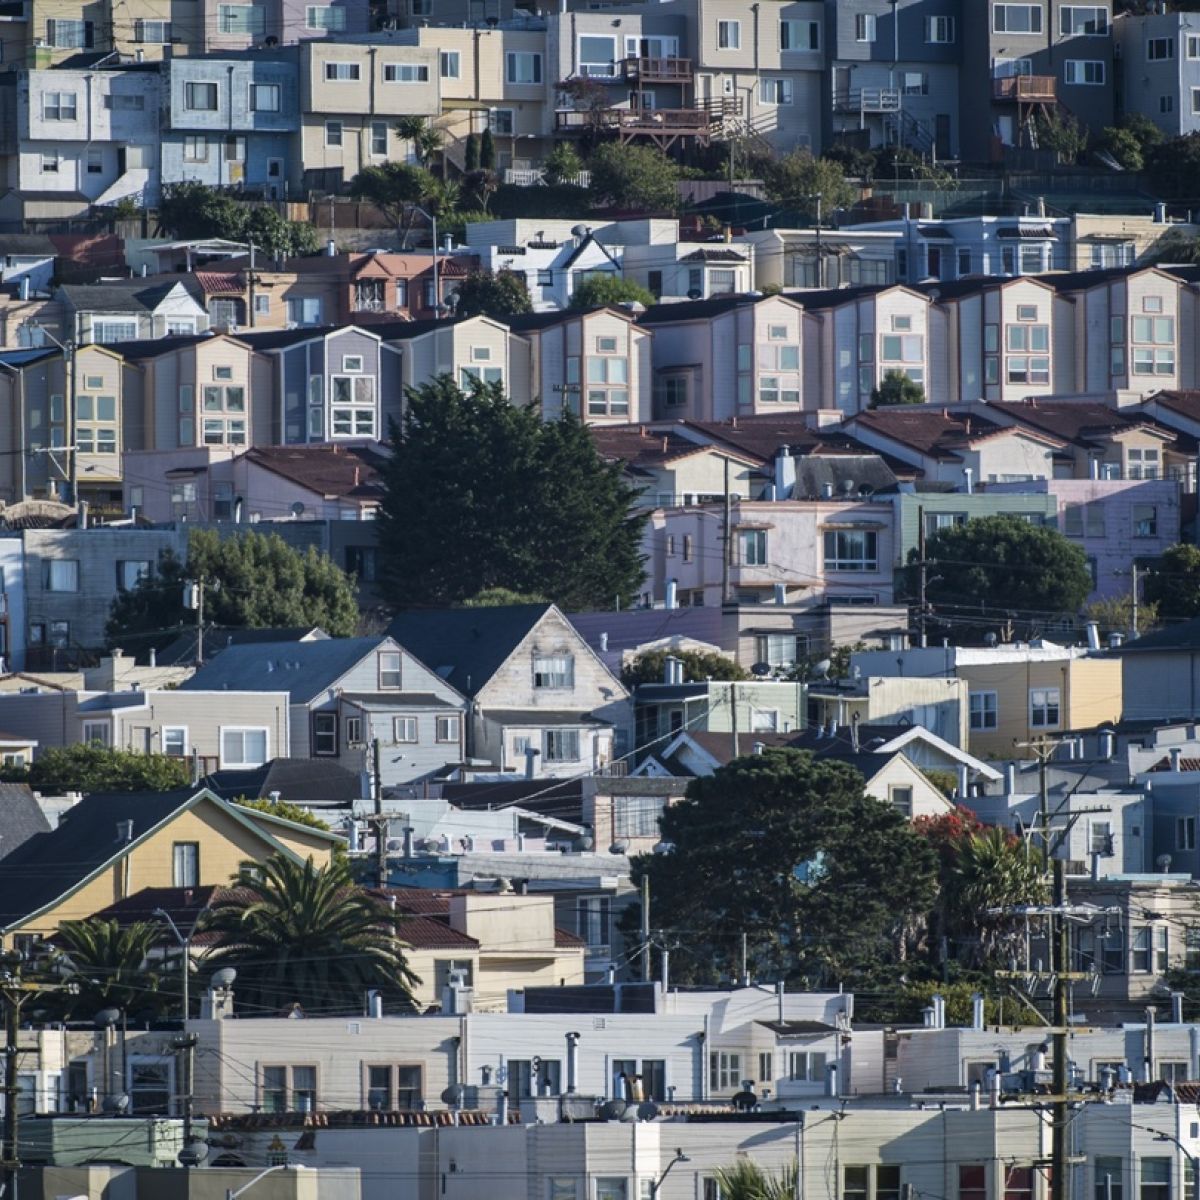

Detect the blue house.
xmin=161 ymin=53 xmax=299 ymax=197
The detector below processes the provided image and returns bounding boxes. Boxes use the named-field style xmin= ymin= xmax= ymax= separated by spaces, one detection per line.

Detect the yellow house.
xmin=0 ymin=786 xmax=343 ymax=947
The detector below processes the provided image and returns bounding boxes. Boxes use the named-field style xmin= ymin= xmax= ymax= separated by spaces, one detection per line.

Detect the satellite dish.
xmin=571 ymin=224 xmax=590 ymax=239
xmin=599 ymin=1099 xmax=627 ymax=1121
xmin=750 ymin=661 xmax=772 ymax=677
xmin=813 ymin=659 xmax=832 ymax=679
xmin=441 ymin=1084 xmax=465 ymax=1106
xmin=211 ymin=967 xmax=237 ymax=988
xmin=291 ymin=501 xmax=305 ymax=517
xmin=637 ymin=1100 xmax=660 ymax=1121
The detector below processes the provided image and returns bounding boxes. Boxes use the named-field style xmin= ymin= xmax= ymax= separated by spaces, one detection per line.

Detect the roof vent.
xmin=115 ymin=819 xmax=134 ymax=843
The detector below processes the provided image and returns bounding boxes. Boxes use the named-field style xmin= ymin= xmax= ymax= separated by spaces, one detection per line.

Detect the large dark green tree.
xmin=200 ymin=855 xmax=419 ymax=1015
xmin=105 ymin=528 xmax=359 ymax=653
xmin=450 ymin=269 xmax=533 ymax=318
xmin=377 ymin=376 xmax=646 ymax=609
xmin=588 ymin=143 xmax=679 ymax=211
xmin=913 ymin=515 xmax=1093 ymax=624
xmin=1143 ymin=543 xmax=1200 ymax=619
xmin=158 ymin=182 xmax=317 ymax=257
xmin=870 ymin=370 xmax=925 ymax=407
xmin=631 ymin=749 xmax=938 ymax=985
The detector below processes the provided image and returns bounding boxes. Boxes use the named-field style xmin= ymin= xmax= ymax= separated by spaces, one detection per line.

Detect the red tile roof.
xmin=194 ymin=270 xmax=245 ymax=296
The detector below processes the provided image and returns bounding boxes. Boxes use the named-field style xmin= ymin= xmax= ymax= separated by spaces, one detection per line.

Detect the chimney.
xmin=599 ymin=632 xmax=609 ymax=652
xmin=932 ymin=993 xmax=946 ymax=1029
xmin=366 ymin=990 xmax=383 ymax=1018
xmin=524 ymin=746 xmax=540 ymax=778
xmin=149 ymin=647 xmax=156 ymax=668
xmin=963 ymin=468 xmax=974 ymax=495
xmin=1108 ymin=632 xmax=1124 ymax=649
xmin=1156 ymin=202 xmax=1168 ymax=224
xmin=1145 ymin=1007 xmax=1156 ymax=1081
xmin=565 ymin=1032 xmax=581 ymax=1093
xmin=1172 ymin=991 xmax=1184 ymax=1024
xmin=774 ymin=445 xmax=797 ymax=498
xmin=1004 ymin=762 xmax=1017 ymax=793
xmin=972 ymin=993 xmax=985 ymax=1031
xmin=402 ymin=825 xmax=414 ymax=858
xmin=664 ymin=656 xmax=684 ymax=686
xmin=665 ymin=579 xmax=678 ymax=610
xmin=752 ymin=741 xmax=765 ymax=755
xmin=1086 ymin=622 xmax=1101 ymax=651
xmin=1100 ymin=730 xmax=1115 ymax=760
xmin=79 ymin=501 xmax=89 ymax=529
xmin=18 ymin=276 xmax=29 ymax=301
xmin=821 ymin=481 xmax=834 ymax=500
xmin=956 ymin=764 xmax=969 ymax=798
xmin=1172 ymin=747 xmax=1183 ymax=773
xmin=773 ymin=583 xmax=786 ymax=605
xmin=326 ymin=239 xmax=337 ymax=256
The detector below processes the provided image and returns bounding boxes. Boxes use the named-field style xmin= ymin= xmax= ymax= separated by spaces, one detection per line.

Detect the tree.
xmin=479 ymin=127 xmax=496 ymax=171
xmin=396 ymin=116 xmax=442 ymax=168
xmin=18 ymin=744 xmax=191 ymax=794
xmin=462 ymin=587 xmax=548 ymax=607
xmin=157 ymin=183 xmax=314 ymax=257
xmin=1084 ymin=590 xmax=1159 ymax=639
xmin=569 ymin=274 xmax=656 ymax=310
xmin=42 ymin=919 xmax=166 ymax=1021
xmin=377 ymin=376 xmax=646 ymax=609
xmin=464 ymin=133 xmax=480 ymax=172
xmin=1034 ymin=110 xmax=1087 ymax=165
xmin=760 ymin=151 xmax=856 ymax=224
xmin=1144 ymin=544 xmax=1200 ymax=619
xmin=630 ymin=749 xmax=938 ymax=984
xmin=451 ymin=269 xmax=534 ymax=318
xmin=234 ymin=797 xmax=332 ymax=832
xmin=712 ymin=1161 xmax=799 ymax=1200
xmin=913 ymin=515 xmax=1094 ymax=626
xmin=588 ymin=143 xmax=679 ymax=212
xmin=201 ymin=854 xmax=419 ymax=1015
xmin=105 ymin=527 xmax=359 ymax=654
xmin=348 ymin=162 xmax=437 ymax=241
xmin=1147 ymin=133 xmax=1200 ymax=198
xmin=621 ymin=648 xmax=748 ymax=688
xmin=542 ymin=142 xmax=582 ymax=186
xmin=1098 ymin=126 xmax=1146 ymax=171
xmin=870 ymin=369 xmax=925 ymax=407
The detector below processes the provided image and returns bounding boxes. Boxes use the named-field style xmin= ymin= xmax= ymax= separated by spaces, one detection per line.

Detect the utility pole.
xmin=1131 ymin=562 xmax=1139 ymax=639
xmin=721 ymin=457 xmax=732 ymax=605
xmin=813 ymin=193 xmax=823 ymax=288
xmin=247 ymin=240 xmax=257 ymax=329
xmin=639 ymin=876 xmax=651 ymax=982
xmin=916 ymin=505 xmax=927 ymax=648
xmin=65 ymin=338 xmax=77 ymax=509
xmin=372 ymin=737 xmax=386 ymax=888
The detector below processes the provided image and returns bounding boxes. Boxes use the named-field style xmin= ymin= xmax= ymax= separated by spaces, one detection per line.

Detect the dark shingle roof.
xmin=0 ymin=234 xmax=56 ymax=256
xmin=0 ymin=783 xmax=49 ymax=860
xmin=178 ymin=637 xmax=388 ymax=703
xmin=590 ymin=426 xmax=717 ymax=470
xmin=677 ymin=731 xmax=898 ymax=777
xmin=1147 ymin=390 xmax=1200 ymax=423
xmin=60 ymin=280 xmax=187 ymax=314
xmin=233 ymin=325 xmax=359 ymax=351
xmin=0 ymin=789 xmax=200 ymax=929
xmin=203 ymin=758 xmax=363 ymax=807
xmin=155 ymin=625 xmax=329 ymax=668
xmin=848 ymin=407 xmax=1047 ymax=460
xmin=1111 ymin=617 xmax=1200 ymax=654
xmin=986 ymin=400 xmax=1173 ymax=448
xmin=244 ymin=444 xmax=386 ymax=501
xmin=386 ymin=606 xmax=551 ymax=697
xmin=637 ymin=293 xmax=779 ymax=326
xmin=100 ymin=332 xmax=224 ymax=359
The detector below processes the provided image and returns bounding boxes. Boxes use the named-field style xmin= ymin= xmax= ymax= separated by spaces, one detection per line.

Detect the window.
xmin=926 ymin=15 xmax=956 ymax=41
xmin=440 ymin=50 xmax=460 ymax=78
xmin=586 ymin=353 xmax=629 ymax=417
xmin=577 ymin=896 xmax=610 ymax=948
xmin=709 ymin=1052 xmax=741 ymax=1091
xmin=1133 ymin=926 xmax=1152 ymax=972
xmin=184 ymin=136 xmax=208 ymax=163
xmin=1133 ymin=504 xmax=1158 ymax=537
xmin=1128 ymin=447 xmax=1160 ymax=480
xmin=43 ymin=559 xmax=78 ymax=592
xmin=40 ymin=153 xmax=58 ymax=174
xmin=250 ymin=83 xmax=280 ymax=111
xmin=1187 ymin=927 xmax=1200 ymax=971
xmin=507 ymin=1058 xmax=562 ymax=1099
xmin=224 ymin=136 xmax=246 ymax=162
xmin=365 ymin=1064 xmax=422 ymax=1110
xmin=116 ymin=561 xmax=150 ymax=591
xmin=377 ymin=651 xmax=401 ymax=689
xmin=325 ymin=61 xmax=360 ymax=81
xmin=1095 ymin=1158 xmax=1124 ymax=1200
xmin=1060 ymin=5 xmax=1108 ymax=34
xmin=1179 ymin=817 xmax=1196 ymax=851
xmin=82 ymin=720 xmax=109 ymax=746
xmin=1006 ymin=1169 xmax=1034 ymax=1200
xmin=903 ymin=72 xmax=929 ymax=95
xmin=755 ymin=632 xmax=808 ymax=669
xmin=544 ymin=729 xmax=581 ymax=762
xmin=128 ymin=1057 xmax=173 ymax=1116
xmin=855 ymin=12 xmax=876 ymax=40
xmin=306 ymin=4 xmax=346 ymax=27
xmin=993 ymin=4 xmax=1042 ymax=32
xmin=287 ymin=298 xmax=322 ymax=326
xmin=597 ymin=1182 xmax=627 ymax=1200
xmin=383 ymin=62 xmax=429 ymax=81
xmin=393 ymin=716 xmax=417 ymax=743
xmin=788 ymin=1050 xmax=827 ymax=1082
xmin=1141 ymin=1161 xmax=1171 ymax=1200
xmin=185 ymin=81 xmax=218 ymax=111
xmin=1102 ymin=928 xmax=1125 ymax=973
xmin=739 ymin=529 xmax=767 ymax=565
xmin=505 ymin=52 xmax=542 ymax=83
xmin=326 ymin=120 xmax=343 ymax=148
xmin=578 ymin=35 xmax=617 ymax=76
xmin=134 ymin=18 xmax=170 ymax=40
xmin=221 ymin=727 xmax=268 ymax=768
xmin=86 ymin=149 xmax=103 ymax=174
xmin=1162 ymin=95 xmax=1175 ymax=114
xmin=969 ymin=691 xmax=999 ymax=731
xmin=845 ymin=1167 xmax=869 ymax=1200
xmin=312 ymin=712 xmax=337 ymax=756
xmin=780 ymin=19 xmax=820 ymax=50
xmin=1030 ymin=687 xmax=1060 ymax=728
xmin=615 ymin=795 xmax=665 ymax=839
xmin=717 ymin=19 xmax=740 ymax=48
xmin=172 ymin=842 xmax=199 ymax=888
xmin=1148 ymin=37 xmax=1174 ymax=60
xmin=1065 ymin=59 xmax=1104 ymax=84
xmin=261 ymin=1065 xmax=317 ymax=1113
xmin=682 ymin=534 xmax=693 ymax=561
xmin=46 ymin=18 xmax=93 ymax=47
xmin=960 ymin=1167 xmax=987 ymax=1200
xmin=42 ymin=91 xmax=77 ymax=121
xmin=823 ymin=530 xmax=878 ymax=572
xmin=219 ymin=3 xmax=264 ymax=33
xmin=533 ymin=654 xmax=574 ymax=689
xmin=490 ymin=108 xmax=513 ymax=135
xmin=759 ymin=77 xmax=793 ymax=105
xmin=436 ymin=715 xmax=461 ymax=744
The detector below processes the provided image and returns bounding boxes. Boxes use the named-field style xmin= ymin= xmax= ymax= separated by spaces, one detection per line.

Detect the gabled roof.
xmin=59 ymin=279 xmax=197 ymax=314
xmin=235 ymin=324 xmax=380 ymax=352
xmin=985 ymin=400 xmax=1174 ymax=448
xmin=0 ymin=783 xmax=50 ymax=859
xmin=386 ymin=605 xmax=552 ymax=698
xmin=663 ymin=730 xmax=899 ymax=778
xmin=98 ymin=331 xmax=227 ymax=359
xmin=506 ymin=306 xmax=637 ymax=333
xmin=0 ymin=786 xmax=337 ymax=932
xmin=0 ymin=234 xmax=56 ymax=256
xmin=847 ymin=407 xmax=1060 ymax=461
xmin=1110 ymin=617 xmax=1200 ymax=654
xmin=242 ymin=444 xmax=387 ymax=501
xmin=178 ymin=636 xmax=395 ymax=703
xmin=590 ymin=425 xmax=741 ymax=471
xmin=1145 ymin=390 xmax=1200 ymax=423
xmin=203 ymin=758 xmax=363 ymax=807
xmin=637 ymin=293 xmax=792 ymax=326
xmin=155 ymin=625 xmax=329 ymax=668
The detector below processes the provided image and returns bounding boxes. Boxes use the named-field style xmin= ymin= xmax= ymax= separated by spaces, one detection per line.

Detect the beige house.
xmin=1069 ymin=213 xmax=1200 ymax=271
xmin=297 ymin=40 xmax=441 ymax=193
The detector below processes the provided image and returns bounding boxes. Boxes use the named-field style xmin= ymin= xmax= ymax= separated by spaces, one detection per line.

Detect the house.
xmin=647 ymin=730 xmax=954 ymax=819
xmin=739 ymin=226 xmax=900 ymax=291
xmin=1111 ymin=616 xmax=1200 ymax=723
xmin=851 ymin=641 xmax=1123 ymax=758
xmin=806 ymin=675 xmax=969 ymax=748
xmin=154 ymin=624 xmax=328 ymax=668
xmin=471 ymin=230 xmax=625 ymax=313
xmin=179 ymin=636 xmax=468 ymax=787
xmin=195 ymin=0 xmax=366 ymax=54
xmin=386 ymin=605 xmax=632 ymax=777
xmin=0 ymin=785 xmax=343 ymax=946
xmin=632 ymin=678 xmax=806 ymax=754
xmin=507 ymin=308 xmax=653 ymax=425
xmin=203 ymin=757 xmax=363 ymax=808
xmin=0 ymin=782 xmax=49 ymax=858
xmin=1115 ymin=10 xmax=1200 ymax=138
xmin=57 ymin=279 xmax=209 ymax=344
xmin=0 ymin=234 xmax=57 ymax=296
xmin=1069 ymin=213 xmax=1200 ymax=272
xmin=161 ymin=56 xmax=299 ymax=197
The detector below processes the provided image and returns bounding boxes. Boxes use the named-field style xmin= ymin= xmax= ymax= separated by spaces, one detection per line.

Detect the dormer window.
xmin=378 ymin=651 xmax=402 ymax=689
xmin=533 ymin=653 xmax=574 ymax=689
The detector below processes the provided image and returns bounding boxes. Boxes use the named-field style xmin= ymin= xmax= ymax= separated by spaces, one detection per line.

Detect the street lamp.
xmin=1154 ymin=1133 xmax=1198 ymax=1200
xmin=20 ymin=321 xmax=77 ymax=506
xmin=226 ymin=1164 xmax=308 ymax=1200
xmin=153 ymin=907 xmax=200 ymax=1025
xmin=410 ymin=203 xmax=441 ymax=320
xmin=650 ymin=1149 xmax=690 ymax=1198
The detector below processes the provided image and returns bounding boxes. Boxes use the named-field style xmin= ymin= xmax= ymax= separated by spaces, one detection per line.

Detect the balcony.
xmin=621 ymin=55 xmax=692 ymax=83
xmin=991 ymin=75 xmax=1056 ymax=102
xmin=555 ymin=100 xmax=732 ymax=147
xmin=833 ymin=87 xmax=900 ymax=114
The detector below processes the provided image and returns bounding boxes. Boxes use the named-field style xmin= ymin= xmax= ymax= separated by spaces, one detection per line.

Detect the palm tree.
xmin=43 ymin=918 xmax=166 ymax=1020
xmin=396 ymin=116 xmax=442 ymax=170
xmin=712 ymin=1159 xmax=800 ymax=1200
xmin=200 ymin=855 xmax=420 ymax=1016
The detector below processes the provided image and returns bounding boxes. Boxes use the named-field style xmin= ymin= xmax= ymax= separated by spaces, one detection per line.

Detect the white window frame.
xmin=1064 ymin=59 xmax=1104 ymax=84
xmin=505 ymin=52 xmax=542 ymax=84
xmin=925 ymin=15 xmax=956 ymax=42
xmin=1029 ymin=688 xmax=1061 ymax=729
xmin=81 ymin=720 xmax=110 ymax=746
xmin=969 ymin=691 xmax=999 ymax=731
xmin=220 ymin=726 xmax=270 ymax=768
xmin=1058 ymin=5 xmax=1108 ymax=35
xmin=394 ymin=716 xmax=418 ymax=743
xmin=162 ymin=726 xmax=188 ymax=757
xmin=993 ymin=4 xmax=1044 ymax=34
xmin=855 ymin=12 xmax=876 ymax=41
xmin=440 ymin=50 xmax=460 ymax=78
xmin=716 ymin=19 xmax=741 ymax=49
